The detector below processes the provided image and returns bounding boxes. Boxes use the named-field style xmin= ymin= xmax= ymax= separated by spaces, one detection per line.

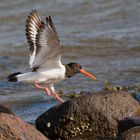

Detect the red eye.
xmin=77 ymin=64 xmax=82 ymax=69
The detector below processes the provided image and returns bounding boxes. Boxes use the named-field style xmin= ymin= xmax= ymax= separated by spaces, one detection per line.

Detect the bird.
xmin=7 ymin=10 xmax=96 ymax=103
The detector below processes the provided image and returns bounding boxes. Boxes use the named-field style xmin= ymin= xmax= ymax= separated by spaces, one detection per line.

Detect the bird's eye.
xmin=77 ymin=64 xmax=82 ymax=69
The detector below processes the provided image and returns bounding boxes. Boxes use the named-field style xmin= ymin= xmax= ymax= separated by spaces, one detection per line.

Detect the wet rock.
xmin=0 ymin=104 xmax=14 ymax=114
xmin=136 ymin=93 xmax=140 ymax=102
xmin=0 ymin=113 xmax=48 ymax=140
xmin=35 ymin=91 xmax=140 ymax=139
xmin=118 ymin=117 xmax=140 ymax=135
xmin=119 ymin=126 xmax=140 ymax=140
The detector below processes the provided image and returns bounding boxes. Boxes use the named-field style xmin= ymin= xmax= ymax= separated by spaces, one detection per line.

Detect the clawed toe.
xmin=53 ymin=92 xmax=64 ymax=103
xmin=35 ymin=81 xmax=64 ymax=103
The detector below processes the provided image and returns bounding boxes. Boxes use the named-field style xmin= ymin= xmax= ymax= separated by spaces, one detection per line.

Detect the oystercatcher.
xmin=7 ymin=10 xmax=96 ymax=103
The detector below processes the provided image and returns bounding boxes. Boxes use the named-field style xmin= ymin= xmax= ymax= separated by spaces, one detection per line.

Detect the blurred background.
xmin=0 ymin=0 xmax=140 ymax=124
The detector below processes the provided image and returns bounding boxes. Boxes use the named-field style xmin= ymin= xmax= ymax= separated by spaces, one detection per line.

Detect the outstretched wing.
xmin=26 ymin=10 xmax=42 ymax=68
xmin=26 ymin=10 xmax=63 ymax=70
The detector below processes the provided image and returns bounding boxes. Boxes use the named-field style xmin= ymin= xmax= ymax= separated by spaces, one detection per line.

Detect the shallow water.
xmin=0 ymin=0 xmax=140 ymax=123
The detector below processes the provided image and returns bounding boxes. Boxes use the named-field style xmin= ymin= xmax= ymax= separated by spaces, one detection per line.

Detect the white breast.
xmin=39 ymin=64 xmax=66 ymax=82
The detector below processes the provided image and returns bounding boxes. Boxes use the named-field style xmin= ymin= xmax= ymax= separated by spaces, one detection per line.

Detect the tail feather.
xmin=7 ymin=72 xmax=22 ymax=82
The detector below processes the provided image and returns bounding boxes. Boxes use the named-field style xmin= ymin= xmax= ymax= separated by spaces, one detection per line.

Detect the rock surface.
xmin=35 ymin=91 xmax=140 ymax=139
xmin=119 ymin=126 xmax=140 ymax=140
xmin=0 ymin=111 xmax=48 ymax=140
xmin=118 ymin=117 xmax=140 ymax=135
xmin=0 ymin=104 xmax=14 ymax=114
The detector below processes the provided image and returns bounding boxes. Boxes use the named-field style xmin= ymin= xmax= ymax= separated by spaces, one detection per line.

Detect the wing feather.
xmin=25 ymin=10 xmax=63 ymax=70
xmin=25 ymin=10 xmax=42 ymax=67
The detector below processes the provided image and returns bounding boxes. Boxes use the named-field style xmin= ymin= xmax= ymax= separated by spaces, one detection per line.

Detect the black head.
xmin=67 ymin=63 xmax=82 ymax=72
xmin=65 ymin=62 xmax=97 ymax=80
xmin=65 ymin=63 xmax=82 ymax=78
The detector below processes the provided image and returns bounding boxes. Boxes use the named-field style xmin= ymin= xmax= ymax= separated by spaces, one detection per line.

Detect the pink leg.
xmin=50 ymin=83 xmax=64 ymax=103
xmin=34 ymin=81 xmax=51 ymax=96
xmin=53 ymin=91 xmax=65 ymax=103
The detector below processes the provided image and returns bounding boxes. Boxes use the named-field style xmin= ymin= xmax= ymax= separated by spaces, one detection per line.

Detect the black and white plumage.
xmin=8 ymin=10 xmax=96 ymax=103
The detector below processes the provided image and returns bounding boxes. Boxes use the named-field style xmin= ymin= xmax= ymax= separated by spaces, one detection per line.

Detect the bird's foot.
xmin=44 ymin=88 xmax=51 ymax=96
xmin=53 ymin=91 xmax=65 ymax=103
xmin=35 ymin=81 xmax=64 ymax=103
xmin=34 ymin=82 xmax=51 ymax=96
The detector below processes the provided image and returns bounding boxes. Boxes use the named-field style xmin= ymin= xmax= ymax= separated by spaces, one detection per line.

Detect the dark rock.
xmin=35 ymin=91 xmax=140 ymax=139
xmin=119 ymin=126 xmax=140 ymax=140
xmin=0 ymin=104 xmax=14 ymax=114
xmin=0 ymin=113 xmax=48 ymax=140
xmin=118 ymin=117 xmax=140 ymax=135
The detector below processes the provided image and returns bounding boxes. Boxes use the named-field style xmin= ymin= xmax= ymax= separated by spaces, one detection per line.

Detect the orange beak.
xmin=80 ymin=69 xmax=96 ymax=80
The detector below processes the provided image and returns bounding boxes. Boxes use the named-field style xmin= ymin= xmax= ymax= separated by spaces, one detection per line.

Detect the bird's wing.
xmin=26 ymin=10 xmax=63 ymax=70
xmin=26 ymin=10 xmax=42 ymax=68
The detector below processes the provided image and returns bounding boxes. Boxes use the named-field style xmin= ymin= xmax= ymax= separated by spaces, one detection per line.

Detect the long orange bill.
xmin=80 ymin=69 xmax=96 ymax=80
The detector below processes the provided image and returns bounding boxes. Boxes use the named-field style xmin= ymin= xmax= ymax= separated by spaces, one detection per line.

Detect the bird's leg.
xmin=50 ymin=82 xmax=64 ymax=103
xmin=34 ymin=81 xmax=51 ymax=96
